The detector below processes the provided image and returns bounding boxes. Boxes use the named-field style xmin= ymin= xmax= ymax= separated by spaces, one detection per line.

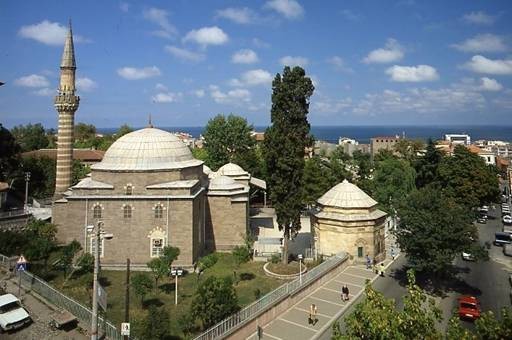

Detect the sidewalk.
xmin=247 ymin=247 xmax=399 ymax=340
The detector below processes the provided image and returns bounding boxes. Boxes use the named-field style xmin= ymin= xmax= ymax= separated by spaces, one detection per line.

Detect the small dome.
xmin=317 ymin=179 xmax=377 ymax=209
xmin=209 ymin=175 xmax=245 ymax=190
xmin=92 ymin=128 xmax=203 ymax=171
xmin=218 ymin=163 xmax=247 ymax=176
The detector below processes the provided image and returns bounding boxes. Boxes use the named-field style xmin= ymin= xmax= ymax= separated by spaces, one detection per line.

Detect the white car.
xmin=462 ymin=252 xmax=475 ymax=261
xmin=503 ymin=216 xmax=512 ymax=225
xmin=0 ymin=294 xmax=31 ymax=332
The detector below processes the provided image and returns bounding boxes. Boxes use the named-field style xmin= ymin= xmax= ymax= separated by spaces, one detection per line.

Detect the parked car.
xmin=0 ymin=294 xmax=31 ymax=332
xmin=504 ymin=244 xmax=512 ymax=257
xmin=458 ymin=296 xmax=481 ymax=321
xmin=504 ymin=215 xmax=512 ymax=225
xmin=462 ymin=252 xmax=475 ymax=261
xmin=477 ymin=217 xmax=487 ymax=224
xmin=495 ymin=232 xmax=512 ymax=246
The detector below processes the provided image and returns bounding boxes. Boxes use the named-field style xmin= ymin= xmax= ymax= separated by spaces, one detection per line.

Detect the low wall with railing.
xmin=0 ymin=253 xmax=124 ymax=340
xmin=194 ymin=252 xmax=349 ymax=340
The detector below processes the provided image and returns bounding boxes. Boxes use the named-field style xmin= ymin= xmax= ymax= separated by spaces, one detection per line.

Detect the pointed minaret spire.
xmin=60 ymin=20 xmax=76 ymax=69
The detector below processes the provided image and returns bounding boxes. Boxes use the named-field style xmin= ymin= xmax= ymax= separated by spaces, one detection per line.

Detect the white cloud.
xmin=452 ymin=34 xmax=507 ymax=53
xmin=209 ymin=85 xmax=251 ymax=104
xmin=462 ymin=11 xmax=496 ymax=25
xmin=193 ymin=89 xmax=205 ymax=98
xmin=143 ymin=7 xmax=178 ymax=39
xmin=117 ymin=66 xmax=161 ymax=80
xmin=15 ymin=74 xmax=50 ymax=88
xmin=280 ymin=55 xmax=309 ymax=67
xmin=340 ymin=9 xmax=361 ymax=22
xmin=155 ymin=83 xmax=168 ymax=91
xmin=32 ymin=88 xmax=54 ymax=96
xmin=232 ymin=49 xmax=259 ymax=64
xmin=264 ymin=0 xmax=304 ymax=19
xmin=479 ymin=77 xmax=503 ymax=91
xmin=18 ymin=20 xmax=88 ymax=45
xmin=151 ymin=92 xmax=182 ymax=103
xmin=216 ymin=7 xmax=256 ymax=24
xmin=327 ymin=56 xmax=353 ymax=72
xmin=463 ymin=55 xmax=512 ymax=75
xmin=363 ymin=38 xmax=404 ymax=64
xmin=183 ymin=26 xmax=229 ymax=46
xmin=164 ymin=45 xmax=205 ymax=62
xmin=230 ymin=69 xmax=273 ymax=87
xmin=119 ymin=2 xmax=130 ymax=12
xmin=76 ymin=77 xmax=97 ymax=92
xmin=385 ymin=65 xmax=439 ymax=82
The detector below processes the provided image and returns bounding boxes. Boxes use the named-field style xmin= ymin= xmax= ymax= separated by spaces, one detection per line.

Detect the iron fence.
xmin=193 ymin=252 xmax=347 ymax=340
xmin=0 ymin=252 xmax=124 ymax=340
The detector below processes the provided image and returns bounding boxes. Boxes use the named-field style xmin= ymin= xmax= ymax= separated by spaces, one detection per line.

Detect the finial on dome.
xmin=147 ymin=113 xmax=154 ymax=128
xmin=342 ymin=179 xmax=349 ymax=183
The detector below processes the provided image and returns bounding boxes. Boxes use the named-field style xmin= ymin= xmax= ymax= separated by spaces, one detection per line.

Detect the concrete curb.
xmin=310 ymin=254 xmax=401 ymax=340
xmin=263 ymin=262 xmax=308 ymax=280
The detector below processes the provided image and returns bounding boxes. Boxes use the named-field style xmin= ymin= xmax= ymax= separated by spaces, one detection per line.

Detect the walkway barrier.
xmin=194 ymin=252 xmax=347 ymax=340
xmin=0 ymin=252 xmax=124 ymax=340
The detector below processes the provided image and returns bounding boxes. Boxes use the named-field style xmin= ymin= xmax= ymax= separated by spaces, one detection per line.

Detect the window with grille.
xmin=93 ymin=205 xmax=102 ymax=219
xmin=151 ymin=238 xmax=164 ymax=257
xmin=123 ymin=205 xmax=132 ymax=218
xmin=154 ymin=205 xmax=163 ymax=218
xmin=126 ymin=185 xmax=133 ymax=195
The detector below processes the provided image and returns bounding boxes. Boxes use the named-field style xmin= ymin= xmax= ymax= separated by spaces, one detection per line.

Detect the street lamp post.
xmin=24 ymin=172 xmax=30 ymax=212
xmin=298 ymin=254 xmax=303 ymax=285
xmin=89 ymin=221 xmax=113 ymax=340
xmin=170 ymin=267 xmax=183 ymax=305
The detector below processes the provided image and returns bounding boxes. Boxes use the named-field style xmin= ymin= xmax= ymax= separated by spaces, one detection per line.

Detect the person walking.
xmin=309 ymin=303 xmax=318 ymax=325
xmin=380 ymin=262 xmax=385 ymax=277
xmin=366 ymin=254 xmax=371 ymax=269
xmin=391 ymin=247 xmax=396 ymax=260
xmin=342 ymin=284 xmax=350 ymax=301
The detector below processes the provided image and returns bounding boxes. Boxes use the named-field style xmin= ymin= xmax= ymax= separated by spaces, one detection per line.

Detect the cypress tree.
xmin=263 ymin=66 xmax=314 ymax=264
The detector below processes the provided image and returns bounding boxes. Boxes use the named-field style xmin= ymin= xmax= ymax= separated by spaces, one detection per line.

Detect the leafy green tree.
xmin=72 ymin=160 xmax=90 ymax=184
xmin=141 ymin=306 xmax=171 ymax=340
xmin=197 ymin=253 xmax=218 ymax=279
xmin=23 ymin=220 xmax=57 ymax=271
xmin=415 ymin=138 xmax=444 ymax=189
xmin=191 ymin=147 xmax=208 ymax=162
xmin=131 ymin=273 xmax=153 ymax=306
xmin=396 ymin=186 xmax=482 ymax=275
xmin=203 ymin=114 xmax=256 ymax=171
xmin=191 ymin=276 xmax=239 ymax=329
xmin=162 ymin=246 xmax=180 ymax=268
xmin=0 ymin=124 xmax=21 ymax=182
xmin=372 ymin=158 xmax=416 ymax=213
xmin=20 ymin=156 xmax=56 ymax=198
xmin=178 ymin=310 xmax=196 ymax=337
xmin=474 ymin=308 xmax=512 ymax=339
xmin=57 ymin=240 xmax=82 ymax=278
xmin=115 ymin=124 xmax=133 ymax=139
xmin=438 ymin=145 xmax=500 ymax=209
xmin=76 ymin=253 xmax=94 ymax=273
xmin=336 ymin=270 xmax=442 ymax=340
xmin=11 ymin=123 xmax=49 ymax=152
xmin=74 ymin=123 xmax=96 ymax=147
xmin=147 ymin=258 xmax=169 ymax=289
xmin=301 ymin=156 xmax=333 ymax=206
xmin=263 ymin=66 xmax=314 ymax=264
xmin=394 ymin=139 xmax=425 ymax=163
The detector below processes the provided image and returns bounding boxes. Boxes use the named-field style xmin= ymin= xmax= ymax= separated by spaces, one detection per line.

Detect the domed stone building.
xmin=53 ymin=127 xmax=250 ymax=269
xmin=311 ymin=180 xmax=387 ymax=262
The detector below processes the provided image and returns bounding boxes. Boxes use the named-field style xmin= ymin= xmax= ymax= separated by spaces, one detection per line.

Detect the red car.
xmin=458 ymin=296 xmax=481 ymax=321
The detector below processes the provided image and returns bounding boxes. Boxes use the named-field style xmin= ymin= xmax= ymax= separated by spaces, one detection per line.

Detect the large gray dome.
xmin=91 ymin=128 xmax=203 ymax=171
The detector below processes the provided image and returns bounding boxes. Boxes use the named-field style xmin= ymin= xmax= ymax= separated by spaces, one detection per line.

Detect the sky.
xmin=1 ymin=0 xmax=512 ymax=128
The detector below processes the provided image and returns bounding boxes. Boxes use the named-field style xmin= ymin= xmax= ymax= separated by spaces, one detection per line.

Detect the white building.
xmin=445 ymin=134 xmax=471 ymax=146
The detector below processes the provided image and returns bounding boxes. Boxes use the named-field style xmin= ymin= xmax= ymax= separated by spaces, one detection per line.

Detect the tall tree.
xmin=203 ymin=114 xmax=256 ymax=171
xmin=0 ymin=124 xmax=21 ymax=182
xmin=141 ymin=306 xmax=171 ymax=340
xmin=394 ymin=138 xmax=425 ymax=163
xmin=301 ymin=156 xmax=333 ymax=206
xmin=414 ymin=138 xmax=444 ymax=189
xmin=147 ymin=257 xmax=170 ymax=290
xmin=396 ymin=186 xmax=484 ymax=275
xmin=372 ymin=158 xmax=416 ymax=213
xmin=263 ymin=66 xmax=314 ymax=264
xmin=11 ymin=123 xmax=49 ymax=152
xmin=438 ymin=145 xmax=500 ymax=209
xmin=191 ymin=276 xmax=239 ymax=329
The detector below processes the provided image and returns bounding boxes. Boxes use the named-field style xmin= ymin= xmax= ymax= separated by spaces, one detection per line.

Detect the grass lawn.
xmin=32 ymin=252 xmax=285 ymax=339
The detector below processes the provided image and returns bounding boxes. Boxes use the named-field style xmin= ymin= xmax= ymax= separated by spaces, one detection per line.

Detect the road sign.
xmin=121 ymin=322 xmax=130 ymax=336
xmin=98 ymin=284 xmax=107 ymax=311
xmin=16 ymin=255 xmax=27 ymax=272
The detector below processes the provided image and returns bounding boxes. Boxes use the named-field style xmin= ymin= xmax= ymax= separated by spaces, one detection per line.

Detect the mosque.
xmin=51 ymin=24 xmax=259 ymax=269
xmin=51 ymin=24 xmax=387 ymax=269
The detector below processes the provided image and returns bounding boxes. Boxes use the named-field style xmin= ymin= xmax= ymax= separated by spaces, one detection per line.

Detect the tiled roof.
xmin=317 ymin=179 xmax=377 ymax=209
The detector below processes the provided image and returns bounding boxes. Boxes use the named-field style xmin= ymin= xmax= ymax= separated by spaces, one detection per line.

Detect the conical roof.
xmin=317 ymin=179 xmax=377 ymax=209
xmin=61 ymin=22 xmax=76 ymax=68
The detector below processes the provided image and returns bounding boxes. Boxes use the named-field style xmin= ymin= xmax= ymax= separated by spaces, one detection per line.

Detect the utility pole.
xmin=24 ymin=172 xmax=30 ymax=212
xmin=124 ymin=258 xmax=130 ymax=340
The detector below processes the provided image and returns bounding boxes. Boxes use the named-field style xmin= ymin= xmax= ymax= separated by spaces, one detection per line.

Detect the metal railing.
xmin=0 ymin=209 xmax=29 ymax=219
xmin=193 ymin=252 xmax=347 ymax=340
xmin=0 ymin=253 xmax=124 ymax=340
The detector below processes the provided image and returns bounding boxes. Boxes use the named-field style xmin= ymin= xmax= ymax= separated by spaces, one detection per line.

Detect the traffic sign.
xmin=16 ymin=255 xmax=27 ymax=272
xmin=121 ymin=322 xmax=130 ymax=336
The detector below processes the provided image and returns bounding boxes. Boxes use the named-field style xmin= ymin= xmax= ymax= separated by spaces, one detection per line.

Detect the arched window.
xmin=154 ymin=205 xmax=163 ymax=219
xmin=93 ymin=205 xmax=102 ymax=219
xmin=123 ymin=205 xmax=132 ymax=218
xmin=126 ymin=184 xmax=133 ymax=195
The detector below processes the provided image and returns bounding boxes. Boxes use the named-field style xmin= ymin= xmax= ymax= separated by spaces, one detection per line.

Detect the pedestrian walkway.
xmin=247 ymin=258 xmax=395 ymax=340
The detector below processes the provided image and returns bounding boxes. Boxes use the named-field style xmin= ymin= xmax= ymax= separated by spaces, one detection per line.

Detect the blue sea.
xmin=97 ymin=125 xmax=512 ymax=144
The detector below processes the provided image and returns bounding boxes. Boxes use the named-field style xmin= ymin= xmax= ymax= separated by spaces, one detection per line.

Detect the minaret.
xmin=54 ymin=21 xmax=80 ymax=195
